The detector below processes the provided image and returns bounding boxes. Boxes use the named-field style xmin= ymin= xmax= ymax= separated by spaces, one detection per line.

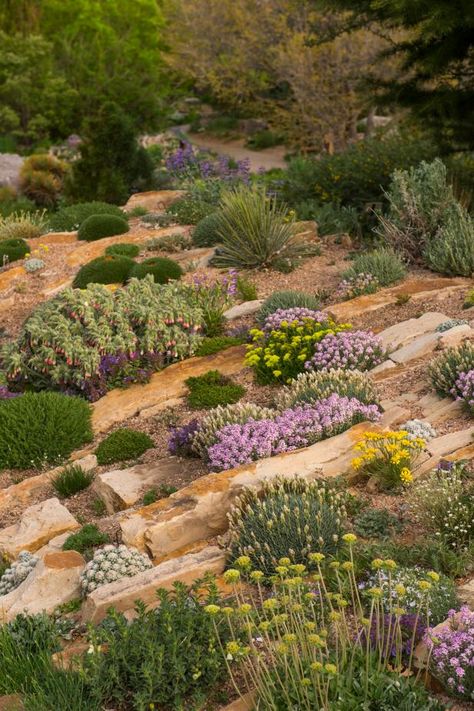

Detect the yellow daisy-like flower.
xmin=400 ymin=467 xmax=413 ymax=484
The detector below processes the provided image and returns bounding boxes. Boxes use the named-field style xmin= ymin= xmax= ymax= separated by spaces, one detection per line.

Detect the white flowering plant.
xmin=80 ymin=544 xmax=152 ymax=596
xmin=401 ymin=419 xmax=437 ymax=442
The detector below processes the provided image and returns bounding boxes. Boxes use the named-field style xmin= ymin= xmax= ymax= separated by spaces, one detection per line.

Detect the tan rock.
xmin=0 ymin=696 xmax=23 ymax=711
xmin=378 ymin=312 xmax=447 ymax=351
xmin=92 ymin=345 xmax=245 ymax=433
xmin=427 ymin=427 xmax=474 ymax=459
xmin=438 ymin=324 xmax=473 ymax=348
xmin=0 ymin=295 xmax=15 ymax=313
xmin=224 ymin=300 xmax=263 ymax=320
xmin=124 ymin=189 xmax=185 ymax=212
xmin=41 ymin=276 xmax=73 ymax=298
xmin=82 ymin=545 xmax=225 ymax=623
xmin=0 ymin=498 xmax=79 ymax=558
xmin=120 ymin=406 xmax=405 ymax=557
xmin=94 ymin=459 xmax=183 ymax=514
xmin=458 ymin=577 xmax=474 ymax=608
xmin=390 ymin=332 xmax=440 ymax=364
xmin=34 ymin=231 xmax=77 ymax=245
xmin=370 ymin=359 xmax=396 ymax=375
xmin=220 ymin=693 xmax=255 ymax=711
xmin=0 ymin=551 xmax=84 ymax=622
xmin=0 ymin=266 xmax=25 ymax=292
xmin=330 ymin=277 xmax=469 ymax=321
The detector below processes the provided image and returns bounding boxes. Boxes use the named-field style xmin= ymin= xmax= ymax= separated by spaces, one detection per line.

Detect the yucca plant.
xmin=212 ymin=186 xmax=315 ymax=269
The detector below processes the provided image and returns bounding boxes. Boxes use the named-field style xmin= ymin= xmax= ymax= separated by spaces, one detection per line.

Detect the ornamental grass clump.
xmin=227 ymin=476 xmax=347 ymax=574
xmin=275 ymin=368 xmax=379 ymax=410
xmin=80 ymin=545 xmax=152 ymax=595
xmin=0 ymin=552 xmax=38 ymax=596
xmin=351 ymin=430 xmax=425 ymax=490
xmin=207 ymin=394 xmax=381 ymax=471
xmin=245 ymin=316 xmax=350 ymax=384
xmin=0 ymin=210 xmax=46 ymax=241
xmin=257 ymin=290 xmax=321 ymax=324
xmin=212 ymin=185 xmax=316 ymax=269
xmin=52 ymin=464 xmax=94 ymax=498
xmin=407 ymin=461 xmax=474 ymax=551
xmin=429 ymin=341 xmax=474 ymax=398
xmin=207 ymin=540 xmax=444 ymax=710
xmin=306 ymin=330 xmax=385 ymax=373
xmin=429 ymin=606 xmax=474 ymax=700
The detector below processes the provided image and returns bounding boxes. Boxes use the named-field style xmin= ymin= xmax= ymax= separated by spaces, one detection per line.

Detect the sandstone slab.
xmin=120 ymin=406 xmax=405 ymax=557
xmin=389 ymin=332 xmax=440 ymax=364
xmin=0 ymin=551 xmax=84 ymax=622
xmin=378 ymin=312 xmax=447 ymax=351
xmin=0 ymin=498 xmax=79 ymax=558
xmin=438 ymin=324 xmax=473 ymax=348
xmin=82 ymin=545 xmax=225 ymax=623
xmin=0 ymin=696 xmax=23 ymax=711
xmin=94 ymin=459 xmax=183 ymax=514
xmin=220 ymin=693 xmax=255 ymax=711
xmin=224 ymin=300 xmax=263 ymax=320
xmin=0 ymin=266 xmax=25 ymax=292
xmin=458 ymin=578 xmax=474 ymax=608
xmin=370 ymin=359 xmax=397 ymax=375
xmin=427 ymin=427 xmax=474 ymax=459
xmin=33 ymin=231 xmax=77 ymax=246
xmin=124 ymin=190 xmax=185 ymax=212
xmin=92 ymin=345 xmax=245 ymax=433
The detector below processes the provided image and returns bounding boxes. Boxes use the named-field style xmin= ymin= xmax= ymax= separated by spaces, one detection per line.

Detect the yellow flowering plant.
xmin=245 ymin=317 xmax=350 ymax=384
xmin=351 ymin=430 xmax=425 ymax=490
xmin=207 ymin=540 xmax=438 ymax=709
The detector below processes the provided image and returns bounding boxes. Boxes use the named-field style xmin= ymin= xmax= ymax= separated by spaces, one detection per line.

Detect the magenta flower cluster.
xmin=451 ymin=370 xmax=474 ymax=412
xmin=207 ymin=393 xmax=381 ymax=471
xmin=305 ymin=330 xmax=385 ymax=372
xmin=263 ymin=308 xmax=329 ymax=332
xmin=429 ymin=606 xmax=474 ymax=699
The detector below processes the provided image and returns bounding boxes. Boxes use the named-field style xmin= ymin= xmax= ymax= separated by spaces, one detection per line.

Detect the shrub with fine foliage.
xmin=52 ymin=465 xmax=94 ymax=498
xmin=257 ymin=289 xmax=321 ymax=324
xmin=185 ymin=370 xmax=245 ymax=409
xmin=212 ymin=186 xmax=316 ymax=269
xmin=423 ymin=205 xmax=474 ymax=277
xmin=343 ymin=248 xmax=407 ymax=287
xmin=72 ymin=255 xmax=135 ymax=288
xmin=227 ymin=476 xmax=347 ymax=574
xmin=129 ymin=256 xmax=183 ymax=283
xmin=192 ymin=211 xmax=225 ymax=246
xmin=0 ymin=238 xmax=29 ymax=263
xmin=95 ymin=428 xmax=154 ymax=466
xmin=275 ymin=368 xmax=379 ymax=410
xmin=0 ymin=392 xmax=93 ymax=470
xmin=429 ymin=341 xmax=474 ymax=397
xmin=78 ymin=214 xmax=130 ymax=242
xmin=104 ymin=243 xmax=140 ymax=258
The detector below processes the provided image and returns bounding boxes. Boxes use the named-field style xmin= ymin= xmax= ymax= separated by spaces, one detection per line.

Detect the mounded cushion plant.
xmin=227 ymin=476 xmax=347 ymax=574
xmin=0 ymin=238 xmax=29 ymax=263
xmin=48 ymin=202 xmax=126 ymax=232
xmin=185 ymin=370 xmax=245 ymax=409
xmin=0 ymin=392 xmax=93 ymax=469
xmin=429 ymin=341 xmax=474 ymax=397
xmin=342 ymin=247 xmax=407 ymax=287
xmin=275 ymin=368 xmax=379 ymax=410
xmin=62 ymin=524 xmax=110 ymax=558
xmin=78 ymin=214 xmax=130 ymax=242
xmin=129 ymin=256 xmax=183 ymax=283
xmin=104 ymin=243 xmax=140 ymax=258
xmin=72 ymin=255 xmax=135 ymax=289
xmin=80 ymin=544 xmax=152 ymax=595
xmin=257 ymin=290 xmax=321 ymax=325
xmin=95 ymin=428 xmax=154 ymax=465
xmin=192 ymin=211 xmax=225 ymax=247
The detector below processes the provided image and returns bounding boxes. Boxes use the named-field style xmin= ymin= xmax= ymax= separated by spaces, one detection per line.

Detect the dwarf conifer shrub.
xmin=0 ymin=238 xmax=29 ymax=263
xmin=0 ymin=392 xmax=93 ymax=469
xmin=72 ymin=255 xmax=134 ymax=288
xmin=257 ymin=290 xmax=321 ymax=324
xmin=129 ymin=256 xmax=182 ymax=283
xmin=20 ymin=154 xmax=68 ymax=208
xmin=343 ymin=248 xmax=407 ymax=287
xmin=185 ymin=370 xmax=245 ymax=409
xmin=104 ymin=243 xmax=140 ymax=258
xmin=95 ymin=428 xmax=154 ymax=466
xmin=429 ymin=341 xmax=474 ymax=397
xmin=275 ymin=368 xmax=378 ymax=410
xmin=227 ymin=476 xmax=347 ymax=574
xmin=48 ymin=202 xmax=125 ymax=232
xmin=78 ymin=214 xmax=130 ymax=242
xmin=192 ymin=211 xmax=225 ymax=246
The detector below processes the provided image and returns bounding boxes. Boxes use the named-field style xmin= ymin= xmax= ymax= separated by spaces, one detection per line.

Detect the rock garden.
xmin=0 ymin=137 xmax=474 ymax=711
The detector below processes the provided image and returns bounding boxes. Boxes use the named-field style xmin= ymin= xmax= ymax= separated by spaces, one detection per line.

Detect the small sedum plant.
xmin=435 ymin=318 xmax=469 ymax=332
xmin=95 ymin=428 xmax=154 ymax=466
xmin=275 ymin=368 xmax=378 ymax=410
xmin=351 ymin=430 xmax=425 ymax=490
xmin=0 ymin=551 xmax=38 ymax=596
xmin=429 ymin=341 xmax=474 ymax=398
xmin=227 ymin=476 xmax=347 ymax=574
xmin=80 ymin=544 xmax=152 ymax=595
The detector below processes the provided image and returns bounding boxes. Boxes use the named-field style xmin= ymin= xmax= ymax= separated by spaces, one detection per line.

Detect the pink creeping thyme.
xmin=305 ymin=330 xmax=385 ymax=372
xmin=429 ymin=606 xmax=474 ymax=700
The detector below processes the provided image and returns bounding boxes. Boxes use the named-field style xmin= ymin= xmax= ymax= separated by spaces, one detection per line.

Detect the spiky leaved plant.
xmin=428 ymin=341 xmax=474 ymax=397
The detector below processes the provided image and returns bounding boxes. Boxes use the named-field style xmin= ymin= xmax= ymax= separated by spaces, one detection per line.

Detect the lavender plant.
xmin=207 ymin=394 xmax=381 ymax=471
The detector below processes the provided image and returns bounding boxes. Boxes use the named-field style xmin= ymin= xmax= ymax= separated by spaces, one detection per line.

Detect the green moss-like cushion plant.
xmin=0 ymin=238 xmax=29 ymax=263
xmin=78 ymin=214 xmax=130 ymax=242
xmin=192 ymin=212 xmax=225 ymax=247
xmin=62 ymin=524 xmax=110 ymax=557
xmin=104 ymin=243 xmax=140 ymax=258
xmin=0 ymin=392 xmax=93 ymax=470
xmin=72 ymin=255 xmax=135 ymax=289
xmin=185 ymin=370 xmax=245 ymax=409
xmin=129 ymin=256 xmax=183 ymax=283
xmin=95 ymin=428 xmax=154 ymax=466
xmin=195 ymin=335 xmax=246 ymax=357
xmin=48 ymin=202 xmax=126 ymax=232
